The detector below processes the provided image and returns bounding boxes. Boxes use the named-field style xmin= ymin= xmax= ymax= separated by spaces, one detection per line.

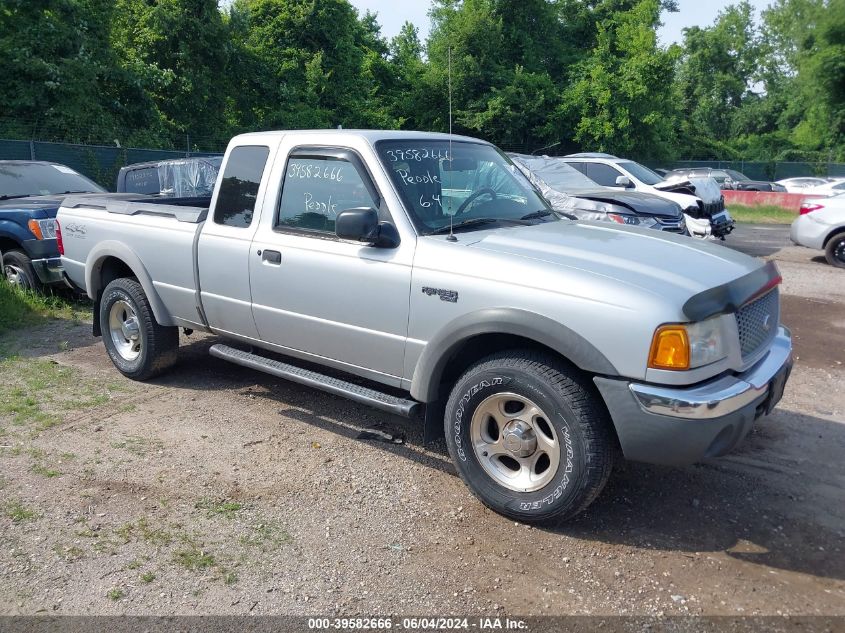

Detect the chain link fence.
xmin=0 ymin=139 xmax=223 ymax=189
xmin=4 ymin=138 xmax=845 ymax=190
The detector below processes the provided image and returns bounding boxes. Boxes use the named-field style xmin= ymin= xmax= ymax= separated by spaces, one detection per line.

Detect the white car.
xmin=776 ymin=177 xmax=831 ymax=193
xmin=790 ymin=194 xmax=845 ymax=267
xmin=799 ymin=178 xmax=845 ymax=198
xmin=562 ymin=153 xmax=734 ymax=238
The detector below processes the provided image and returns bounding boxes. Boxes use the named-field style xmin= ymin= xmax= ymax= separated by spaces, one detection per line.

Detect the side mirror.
xmin=335 ymin=207 xmax=399 ymax=248
xmin=615 ymin=175 xmax=633 ymax=188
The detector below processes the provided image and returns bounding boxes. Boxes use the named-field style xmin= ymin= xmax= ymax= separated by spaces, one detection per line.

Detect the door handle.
xmin=261 ymin=249 xmax=282 ymax=265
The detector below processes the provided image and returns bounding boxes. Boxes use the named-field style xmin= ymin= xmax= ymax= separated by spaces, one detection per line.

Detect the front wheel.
xmin=825 ymin=234 xmax=845 ymax=268
xmin=3 ymin=250 xmax=42 ymax=292
xmin=100 ymin=277 xmax=179 ymax=380
xmin=444 ymin=350 xmax=615 ymax=525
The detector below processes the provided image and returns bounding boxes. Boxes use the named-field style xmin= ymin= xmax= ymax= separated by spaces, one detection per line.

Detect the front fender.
xmin=0 ymin=220 xmax=34 ymax=250
xmin=409 ymin=307 xmax=618 ymax=402
xmin=85 ymin=241 xmax=174 ymax=326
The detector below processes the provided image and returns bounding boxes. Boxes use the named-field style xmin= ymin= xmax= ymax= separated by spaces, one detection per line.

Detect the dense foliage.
xmin=0 ymin=0 xmax=842 ymax=161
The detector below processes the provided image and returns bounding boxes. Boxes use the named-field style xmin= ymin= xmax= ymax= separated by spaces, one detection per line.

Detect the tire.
xmin=443 ymin=350 xmax=615 ymax=525
xmin=99 ymin=277 xmax=179 ymax=380
xmin=3 ymin=249 xmax=42 ymax=292
xmin=824 ymin=234 xmax=845 ymax=268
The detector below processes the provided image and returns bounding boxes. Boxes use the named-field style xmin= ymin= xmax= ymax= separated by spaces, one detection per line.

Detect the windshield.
xmin=376 ymin=140 xmax=552 ymax=235
xmin=511 ymin=155 xmax=603 ymax=193
xmin=0 ymin=162 xmax=104 ymax=197
xmin=618 ymin=161 xmax=664 ymax=186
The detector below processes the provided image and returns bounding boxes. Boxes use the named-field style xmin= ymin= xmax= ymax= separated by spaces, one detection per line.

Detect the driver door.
xmin=249 ymin=146 xmax=413 ymax=383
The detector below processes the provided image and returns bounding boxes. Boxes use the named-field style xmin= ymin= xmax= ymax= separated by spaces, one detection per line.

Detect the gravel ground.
xmin=0 ymin=225 xmax=843 ymax=617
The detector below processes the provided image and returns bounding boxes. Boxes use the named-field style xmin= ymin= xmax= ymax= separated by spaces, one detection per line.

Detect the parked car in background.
xmin=117 ymin=157 xmax=222 ymax=197
xmin=58 ymin=129 xmax=792 ymax=524
xmin=509 ymin=154 xmax=690 ymax=235
xmin=776 ymin=177 xmax=832 ymax=193
xmin=791 ymin=193 xmax=845 ymax=268
xmin=671 ymin=167 xmax=787 ymax=192
xmin=794 ymin=178 xmax=845 ymax=198
xmin=562 ymin=154 xmax=734 ymax=239
xmin=0 ymin=160 xmax=105 ymax=291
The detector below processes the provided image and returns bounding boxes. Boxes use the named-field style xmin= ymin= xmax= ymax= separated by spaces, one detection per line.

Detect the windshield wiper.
xmin=427 ymin=217 xmax=537 ymax=235
xmin=520 ymin=209 xmax=554 ymax=221
xmin=0 ymin=194 xmax=33 ymax=201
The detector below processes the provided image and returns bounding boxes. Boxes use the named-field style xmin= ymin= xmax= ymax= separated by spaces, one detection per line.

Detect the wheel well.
xmin=97 ymin=256 xmax=135 ymax=292
xmin=438 ymin=333 xmax=584 ymax=397
xmin=823 ymin=227 xmax=845 ymax=248
xmin=0 ymin=237 xmax=21 ymax=255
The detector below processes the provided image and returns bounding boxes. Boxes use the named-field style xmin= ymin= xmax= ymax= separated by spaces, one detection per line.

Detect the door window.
xmin=277 ymin=155 xmax=378 ymax=234
xmin=580 ymin=162 xmax=625 ymax=187
xmin=213 ymin=145 xmax=270 ymax=228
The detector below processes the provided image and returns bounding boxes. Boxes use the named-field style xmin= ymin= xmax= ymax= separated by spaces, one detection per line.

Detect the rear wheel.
xmin=825 ymin=234 xmax=845 ymax=268
xmin=3 ymin=250 xmax=41 ymax=292
xmin=444 ymin=350 xmax=615 ymax=525
xmin=100 ymin=277 xmax=179 ymax=380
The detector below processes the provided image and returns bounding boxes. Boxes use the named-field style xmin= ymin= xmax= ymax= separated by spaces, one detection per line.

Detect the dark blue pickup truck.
xmin=1 ymin=161 xmax=105 ymax=291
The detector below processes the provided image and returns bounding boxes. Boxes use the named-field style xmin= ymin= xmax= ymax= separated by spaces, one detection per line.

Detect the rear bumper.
xmin=594 ymin=327 xmax=793 ymax=466
xmin=790 ymin=214 xmax=827 ymax=250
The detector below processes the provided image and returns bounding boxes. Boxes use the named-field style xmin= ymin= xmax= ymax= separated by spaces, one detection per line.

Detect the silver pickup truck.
xmin=58 ymin=130 xmax=793 ymax=524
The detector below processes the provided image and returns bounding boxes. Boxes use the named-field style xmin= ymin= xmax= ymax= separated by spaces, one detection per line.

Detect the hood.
xmin=657 ymin=176 xmax=722 ymax=204
xmin=461 ymin=220 xmax=761 ymax=306
xmin=571 ymin=189 xmax=682 ymax=218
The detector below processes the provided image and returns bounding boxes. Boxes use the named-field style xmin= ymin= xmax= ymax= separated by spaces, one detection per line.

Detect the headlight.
xmin=607 ymin=213 xmax=658 ymax=228
xmin=649 ymin=316 xmax=728 ymax=370
xmin=27 ymin=218 xmax=58 ymax=240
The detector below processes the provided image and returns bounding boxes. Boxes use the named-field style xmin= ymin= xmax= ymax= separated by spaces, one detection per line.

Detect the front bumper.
xmin=31 ymin=257 xmax=72 ymax=287
xmin=594 ymin=327 xmax=793 ymax=466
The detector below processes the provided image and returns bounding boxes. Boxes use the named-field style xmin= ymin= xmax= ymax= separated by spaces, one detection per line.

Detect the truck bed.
xmin=59 ymin=195 xmax=210 ymax=327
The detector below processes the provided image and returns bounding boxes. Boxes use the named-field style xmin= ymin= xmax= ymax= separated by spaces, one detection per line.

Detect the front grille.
xmin=736 ymin=289 xmax=779 ymax=361
xmin=655 ymin=217 xmax=686 ymax=233
xmin=700 ymin=196 xmax=726 ymax=218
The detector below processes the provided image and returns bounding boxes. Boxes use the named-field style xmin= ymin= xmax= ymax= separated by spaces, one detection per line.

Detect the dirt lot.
xmin=1 ymin=226 xmax=843 ymax=617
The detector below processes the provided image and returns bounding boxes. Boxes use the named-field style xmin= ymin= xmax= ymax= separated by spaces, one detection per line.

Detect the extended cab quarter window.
xmin=277 ymin=155 xmax=377 ymax=234
xmin=213 ymin=145 xmax=270 ymax=228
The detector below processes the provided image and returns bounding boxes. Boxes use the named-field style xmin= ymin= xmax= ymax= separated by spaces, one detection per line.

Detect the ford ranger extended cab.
xmin=58 ymin=131 xmax=793 ymax=524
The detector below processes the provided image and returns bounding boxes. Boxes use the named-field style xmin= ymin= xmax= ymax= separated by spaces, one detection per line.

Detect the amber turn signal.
xmin=649 ymin=325 xmax=690 ymax=370
xmin=27 ymin=219 xmax=44 ymax=240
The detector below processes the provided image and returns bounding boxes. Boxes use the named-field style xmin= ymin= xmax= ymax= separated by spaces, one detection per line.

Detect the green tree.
xmin=111 ymin=0 xmax=231 ymax=149
xmin=561 ymin=0 xmax=681 ymax=158
xmin=0 ymin=0 xmax=151 ymax=144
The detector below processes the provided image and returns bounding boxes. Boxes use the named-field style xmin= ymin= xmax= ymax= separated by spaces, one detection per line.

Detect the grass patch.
xmin=239 ymin=521 xmax=292 ymax=550
xmin=140 ymin=571 xmax=156 ymax=583
xmin=0 ymin=282 xmax=86 ymax=336
xmin=0 ymin=357 xmax=120 ymax=432
xmin=111 ymin=435 xmax=163 ymax=457
xmin=126 ymin=559 xmax=142 ymax=570
xmin=114 ymin=517 xmax=173 ymax=547
xmin=53 ymin=543 xmax=84 ymax=561
xmin=4 ymin=500 xmax=38 ymax=523
xmin=195 ymin=498 xmax=242 ymax=519
xmin=729 ymin=204 xmax=797 ymax=224
xmin=106 ymin=588 xmax=124 ymax=601
xmin=31 ymin=463 xmax=61 ymax=478
xmin=173 ymin=544 xmax=216 ymax=571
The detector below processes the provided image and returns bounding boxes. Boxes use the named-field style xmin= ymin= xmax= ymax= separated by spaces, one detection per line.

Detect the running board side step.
xmin=209 ymin=344 xmax=421 ymax=418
